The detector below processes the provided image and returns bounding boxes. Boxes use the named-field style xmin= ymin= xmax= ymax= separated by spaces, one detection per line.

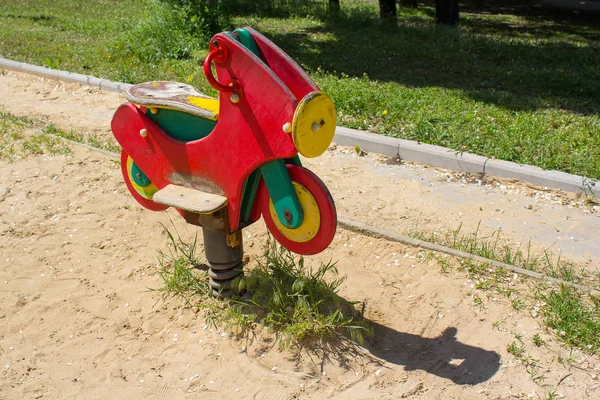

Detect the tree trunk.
xmin=329 ymin=0 xmax=340 ymax=13
xmin=435 ymin=0 xmax=459 ymax=26
xmin=379 ymin=0 xmax=397 ymax=22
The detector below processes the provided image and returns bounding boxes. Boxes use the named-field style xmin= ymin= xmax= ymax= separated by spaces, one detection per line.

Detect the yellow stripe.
xmin=187 ymin=96 xmax=220 ymax=118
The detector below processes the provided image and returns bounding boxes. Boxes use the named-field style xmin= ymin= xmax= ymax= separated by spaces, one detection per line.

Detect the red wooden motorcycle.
xmin=111 ymin=28 xmax=337 ymax=264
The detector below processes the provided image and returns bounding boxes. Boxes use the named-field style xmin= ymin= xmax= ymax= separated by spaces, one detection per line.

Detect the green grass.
xmin=42 ymin=123 xmax=121 ymax=154
xmin=153 ymin=230 xmax=371 ymax=348
xmin=542 ymin=285 xmax=600 ymax=353
xmin=0 ymin=109 xmax=120 ymax=160
xmin=0 ymin=110 xmax=72 ymax=160
xmin=506 ymin=334 xmax=545 ymax=383
xmin=410 ymin=222 xmax=600 ymax=354
xmin=1 ymin=1 xmax=599 ymax=178
xmin=463 ymin=254 xmax=600 ymax=355
xmin=407 ymin=222 xmax=592 ymax=286
xmin=232 ymin=236 xmax=371 ymax=347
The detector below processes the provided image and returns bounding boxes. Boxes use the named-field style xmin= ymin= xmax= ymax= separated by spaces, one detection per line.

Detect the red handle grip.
xmin=203 ymin=48 xmax=235 ymax=93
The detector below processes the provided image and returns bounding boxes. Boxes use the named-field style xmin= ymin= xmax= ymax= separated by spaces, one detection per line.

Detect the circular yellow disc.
xmin=126 ymin=156 xmax=159 ymax=200
xmin=268 ymin=182 xmax=321 ymax=243
xmin=292 ymin=91 xmax=336 ymax=158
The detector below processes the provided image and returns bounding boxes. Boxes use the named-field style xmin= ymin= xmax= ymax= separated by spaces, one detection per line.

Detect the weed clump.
xmin=231 ymin=237 xmax=371 ymax=347
xmin=153 ymin=229 xmax=371 ymax=348
xmin=542 ymin=285 xmax=600 ymax=353
xmin=0 ymin=111 xmax=71 ymax=161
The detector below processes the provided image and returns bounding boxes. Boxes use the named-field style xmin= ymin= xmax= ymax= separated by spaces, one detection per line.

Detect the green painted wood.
xmin=131 ymin=161 xmax=151 ymax=186
xmin=285 ymin=155 xmax=302 ymax=166
xmin=234 ymin=28 xmax=260 ymax=57
xmin=239 ymin=169 xmax=261 ymax=222
xmin=146 ymin=108 xmax=215 ymax=142
xmin=260 ymin=159 xmax=303 ymax=229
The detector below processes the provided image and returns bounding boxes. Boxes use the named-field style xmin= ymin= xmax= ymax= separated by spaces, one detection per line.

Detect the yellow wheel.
xmin=260 ymin=165 xmax=337 ymax=255
xmin=292 ymin=91 xmax=336 ymax=158
xmin=121 ymin=150 xmax=166 ymax=211
xmin=268 ymin=181 xmax=321 ymax=243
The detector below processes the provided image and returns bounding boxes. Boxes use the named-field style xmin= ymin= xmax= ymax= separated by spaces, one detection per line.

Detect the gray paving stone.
xmin=333 ymin=127 xmax=399 ymax=157
xmin=485 ymin=159 xmax=599 ymax=196
xmin=99 ymin=80 xmax=123 ymax=92
xmin=397 ymin=139 xmax=487 ymax=174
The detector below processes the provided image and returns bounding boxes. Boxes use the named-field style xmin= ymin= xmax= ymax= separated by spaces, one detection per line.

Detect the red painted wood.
xmin=204 ymin=48 xmax=236 ymax=93
xmin=246 ymin=27 xmax=319 ymax=101
xmin=112 ymin=34 xmax=300 ymax=232
xmin=260 ymin=165 xmax=337 ymax=255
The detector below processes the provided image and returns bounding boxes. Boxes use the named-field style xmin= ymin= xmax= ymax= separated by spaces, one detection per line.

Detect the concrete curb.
xmin=2 ymin=57 xmax=598 ymax=196
xmin=333 ymin=127 xmax=599 ymax=197
xmin=0 ymin=58 xmax=132 ymax=93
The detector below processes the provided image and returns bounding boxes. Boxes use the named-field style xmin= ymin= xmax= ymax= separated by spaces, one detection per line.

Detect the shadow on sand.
xmin=365 ymin=323 xmax=500 ymax=384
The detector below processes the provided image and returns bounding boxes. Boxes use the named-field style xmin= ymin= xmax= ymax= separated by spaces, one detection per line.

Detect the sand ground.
xmin=1 ymin=71 xmax=599 ymax=399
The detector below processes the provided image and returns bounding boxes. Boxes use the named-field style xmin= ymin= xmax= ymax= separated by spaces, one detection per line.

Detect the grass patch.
xmin=153 ymin=224 xmax=210 ymax=303
xmin=506 ymin=334 xmax=545 ymax=384
xmin=407 ymin=222 xmax=592 ymax=286
xmin=462 ymin=255 xmax=600 ymax=355
xmin=408 ymin=220 xmax=600 ymax=354
xmin=153 ymin=230 xmax=371 ymax=348
xmin=42 ymin=123 xmax=121 ymax=154
xmin=0 ymin=110 xmax=71 ymax=160
xmin=542 ymin=285 xmax=600 ymax=353
xmin=232 ymin=237 xmax=371 ymax=347
xmin=414 ymin=223 xmax=600 ymax=354
xmin=1 ymin=2 xmax=599 ymax=178
xmin=0 ymin=110 xmax=120 ymax=161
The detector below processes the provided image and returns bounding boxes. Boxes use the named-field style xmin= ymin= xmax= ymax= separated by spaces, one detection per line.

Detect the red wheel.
xmin=120 ymin=150 xmax=167 ymax=211
xmin=260 ymin=165 xmax=336 ymax=255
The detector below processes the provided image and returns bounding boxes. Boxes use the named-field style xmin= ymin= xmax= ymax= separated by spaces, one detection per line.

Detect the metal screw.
xmin=230 ymin=93 xmax=240 ymax=104
xmin=139 ymin=128 xmax=148 ymax=138
xmin=135 ymin=173 xmax=142 ymax=180
xmin=283 ymin=210 xmax=293 ymax=225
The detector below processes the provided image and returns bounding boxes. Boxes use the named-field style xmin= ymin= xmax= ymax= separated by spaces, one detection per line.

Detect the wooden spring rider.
xmin=111 ymin=28 xmax=337 ymax=297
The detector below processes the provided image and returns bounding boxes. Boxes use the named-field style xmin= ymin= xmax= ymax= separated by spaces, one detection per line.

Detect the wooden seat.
xmin=126 ymin=81 xmax=219 ymax=121
xmin=153 ymin=184 xmax=228 ymax=214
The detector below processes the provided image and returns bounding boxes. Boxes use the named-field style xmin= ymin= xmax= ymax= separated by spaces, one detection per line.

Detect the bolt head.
xmin=283 ymin=210 xmax=293 ymax=225
xmin=230 ymin=93 xmax=240 ymax=104
xmin=140 ymin=128 xmax=148 ymax=138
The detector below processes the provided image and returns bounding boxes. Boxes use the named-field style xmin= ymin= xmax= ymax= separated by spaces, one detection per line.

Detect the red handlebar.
xmin=203 ymin=47 xmax=236 ymax=93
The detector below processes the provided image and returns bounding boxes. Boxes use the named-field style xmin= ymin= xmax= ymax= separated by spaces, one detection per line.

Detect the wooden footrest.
xmin=153 ymin=184 xmax=228 ymax=214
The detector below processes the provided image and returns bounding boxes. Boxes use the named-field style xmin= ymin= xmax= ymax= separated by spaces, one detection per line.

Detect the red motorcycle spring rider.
xmin=111 ymin=28 xmax=337 ymax=297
